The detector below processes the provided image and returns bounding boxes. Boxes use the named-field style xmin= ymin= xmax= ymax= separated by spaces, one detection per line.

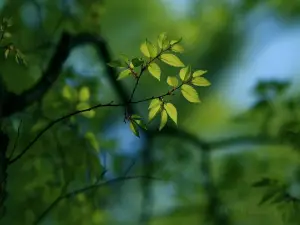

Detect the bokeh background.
xmin=1 ymin=0 xmax=300 ymax=224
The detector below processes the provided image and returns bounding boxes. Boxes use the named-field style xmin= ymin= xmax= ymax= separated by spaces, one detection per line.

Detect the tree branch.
xmin=34 ymin=175 xmax=161 ymax=225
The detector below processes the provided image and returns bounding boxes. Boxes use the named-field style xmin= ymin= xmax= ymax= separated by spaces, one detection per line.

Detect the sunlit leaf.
xmin=160 ymin=54 xmax=184 ymax=67
xmin=193 ymin=70 xmax=207 ymax=77
xmin=79 ymin=86 xmax=90 ymax=102
xmin=167 ymin=76 xmax=179 ymax=87
xmin=148 ymin=62 xmax=161 ymax=81
xmin=117 ymin=69 xmax=131 ymax=80
xmin=140 ymin=42 xmax=150 ymax=57
xmin=179 ymin=65 xmax=191 ymax=81
xmin=148 ymin=104 xmax=161 ymax=122
xmin=131 ymin=114 xmax=142 ymax=120
xmin=191 ymin=77 xmax=211 ymax=86
xmin=146 ymin=40 xmax=158 ymax=57
xmin=85 ymin=132 xmax=100 ymax=152
xmin=171 ymin=44 xmax=184 ymax=53
xmin=159 ymin=110 xmax=168 ymax=131
xmin=149 ymin=99 xmax=161 ymax=109
xmin=158 ymin=32 xmax=169 ymax=50
xmin=170 ymin=38 xmax=182 ymax=45
xmin=181 ymin=84 xmax=201 ymax=103
xmin=164 ymin=103 xmax=177 ymax=125
xmin=129 ymin=121 xmax=140 ymax=137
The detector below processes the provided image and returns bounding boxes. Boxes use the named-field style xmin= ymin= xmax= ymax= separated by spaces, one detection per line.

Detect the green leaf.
xmin=135 ymin=120 xmax=147 ymax=130
xmin=160 ymin=54 xmax=184 ymax=67
xmin=193 ymin=70 xmax=207 ymax=77
xmin=62 ymin=85 xmax=77 ymax=101
xmin=148 ymin=104 xmax=161 ymax=122
xmin=170 ymin=38 xmax=182 ymax=45
xmin=167 ymin=76 xmax=179 ymax=87
xmin=191 ymin=77 xmax=211 ymax=86
xmin=158 ymin=32 xmax=169 ymax=50
xmin=120 ymin=54 xmax=130 ymax=64
xmin=76 ymin=102 xmax=95 ymax=118
xmin=146 ymin=40 xmax=158 ymax=57
xmin=131 ymin=114 xmax=142 ymax=120
xmin=4 ymin=49 xmax=9 ymax=58
xmin=140 ymin=42 xmax=150 ymax=57
xmin=148 ymin=62 xmax=161 ymax=81
xmin=79 ymin=86 xmax=90 ymax=102
xmin=149 ymin=99 xmax=161 ymax=109
xmin=171 ymin=44 xmax=184 ymax=53
xmin=258 ymin=189 xmax=280 ymax=206
xmin=164 ymin=103 xmax=177 ymax=125
xmin=252 ymin=178 xmax=277 ymax=187
xmin=107 ymin=59 xmax=124 ymax=68
xmin=159 ymin=110 xmax=168 ymax=131
xmin=117 ymin=69 xmax=131 ymax=80
xmin=85 ymin=132 xmax=100 ymax=152
xmin=129 ymin=121 xmax=140 ymax=137
xmin=179 ymin=65 xmax=191 ymax=81
xmin=181 ymin=84 xmax=201 ymax=103
xmin=131 ymin=58 xmax=144 ymax=67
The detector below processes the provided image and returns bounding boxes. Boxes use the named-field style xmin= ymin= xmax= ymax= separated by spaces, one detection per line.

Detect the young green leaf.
xmin=164 ymin=103 xmax=177 ymax=125
xmin=160 ymin=54 xmax=184 ymax=67
xmin=171 ymin=44 xmax=184 ymax=53
xmin=170 ymin=38 xmax=182 ymax=45
xmin=135 ymin=120 xmax=147 ymax=130
xmin=129 ymin=121 xmax=140 ymax=137
xmin=131 ymin=58 xmax=144 ymax=67
xmin=192 ymin=70 xmax=207 ymax=77
xmin=181 ymin=84 xmax=201 ymax=103
xmin=179 ymin=66 xmax=191 ymax=81
xmin=140 ymin=42 xmax=150 ymax=57
xmin=149 ymin=99 xmax=161 ymax=109
xmin=85 ymin=132 xmax=100 ymax=152
xmin=131 ymin=114 xmax=142 ymax=120
xmin=159 ymin=110 xmax=168 ymax=131
xmin=148 ymin=104 xmax=161 ymax=122
xmin=158 ymin=32 xmax=169 ymax=50
xmin=79 ymin=86 xmax=90 ymax=102
xmin=148 ymin=62 xmax=161 ymax=81
xmin=107 ymin=59 xmax=124 ymax=68
xmin=62 ymin=85 xmax=77 ymax=101
xmin=191 ymin=77 xmax=211 ymax=86
xmin=146 ymin=40 xmax=158 ymax=57
xmin=167 ymin=76 xmax=179 ymax=87
xmin=117 ymin=69 xmax=131 ymax=80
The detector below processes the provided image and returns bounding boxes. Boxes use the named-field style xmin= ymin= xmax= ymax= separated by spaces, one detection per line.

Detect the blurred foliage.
xmin=1 ymin=0 xmax=300 ymax=225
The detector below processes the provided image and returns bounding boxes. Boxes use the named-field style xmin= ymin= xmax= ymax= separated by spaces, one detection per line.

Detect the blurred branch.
xmin=34 ymin=175 xmax=161 ymax=225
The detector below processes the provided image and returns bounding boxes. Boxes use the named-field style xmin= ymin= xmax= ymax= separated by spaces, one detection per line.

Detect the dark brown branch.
xmin=34 ymin=175 xmax=161 ymax=225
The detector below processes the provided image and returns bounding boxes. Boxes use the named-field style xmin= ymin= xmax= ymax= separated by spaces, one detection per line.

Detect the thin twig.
xmin=33 ymin=175 xmax=161 ymax=225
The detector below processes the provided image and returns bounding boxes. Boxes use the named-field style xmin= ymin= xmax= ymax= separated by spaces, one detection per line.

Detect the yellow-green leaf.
xmin=171 ymin=44 xmax=184 ymax=53
xmin=62 ymin=85 xmax=77 ymax=101
xmin=158 ymin=32 xmax=169 ymax=50
xmin=149 ymin=99 xmax=161 ymax=109
xmin=179 ymin=65 xmax=191 ymax=81
xmin=85 ymin=132 xmax=100 ymax=152
xmin=129 ymin=121 xmax=140 ymax=137
xmin=159 ymin=110 xmax=168 ymax=131
xmin=192 ymin=70 xmax=207 ymax=77
xmin=79 ymin=86 xmax=90 ymax=102
xmin=146 ymin=40 xmax=158 ymax=57
xmin=148 ymin=104 xmax=161 ymax=122
xmin=167 ymin=76 xmax=179 ymax=87
xmin=140 ymin=42 xmax=150 ymax=57
xmin=76 ymin=102 xmax=95 ymax=118
xmin=160 ymin=54 xmax=184 ymax=67
xmin=181 ymin=84 xmax=201 ymax=103
xmin=135 ymin=120 xmax=147 ymax=130
xmin=192 ymin=77 xmax=211 ymax=86
xmin=148 ymin=62 xmax=161 ymax=81
xmin=117 ymin=69 xmax=131 ymax=80
xmin=164 ymin=103 xmax=177 ymax=125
